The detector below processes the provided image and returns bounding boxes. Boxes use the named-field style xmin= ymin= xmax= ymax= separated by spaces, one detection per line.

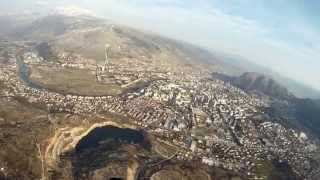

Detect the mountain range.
xmin=213 ymin=71 xmax=320 ymax=139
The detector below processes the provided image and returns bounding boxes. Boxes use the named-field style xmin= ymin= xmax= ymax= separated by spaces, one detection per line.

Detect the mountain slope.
xmin=213 ymin=72 xmax=320 ymax=138
xmin=213 ymin=72 xmax=293 ymax=100
xmin=0 ymin=14 xmax=39 ymax=35
xmin=9 ymin=15 xmax=236 ymax=73
xmin=232 ymin=72 xmax=293 ymax=100
xmin=10 ymin=15 xmax=105 ymax=41
xmin=212 ymin=52 xmax=320 ymax=99
xmin=291 ymin=98 xmax=320 ymax=137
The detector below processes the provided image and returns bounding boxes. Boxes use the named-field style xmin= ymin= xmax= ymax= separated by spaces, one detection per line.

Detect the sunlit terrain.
xmin=0 ymin=1 xmax=320 ymax=180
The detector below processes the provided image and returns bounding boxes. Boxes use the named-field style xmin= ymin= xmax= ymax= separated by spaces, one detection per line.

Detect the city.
xmin=0 ymin=36 xmax=319 ymax=179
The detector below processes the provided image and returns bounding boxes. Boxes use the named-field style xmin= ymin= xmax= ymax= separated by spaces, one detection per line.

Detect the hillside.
xmin=0 ymin=14 xmax=319 ymax=179
xmin=232 ymin=72 xmax=293 ymax=100
xmin=5 ymin=15 xmax=235 ymax=74
xmin=291 ymin=98 xmax=320 ymax=137
xmin=213 ymin=72 xmax=293 ymax=100
xmin=0 ymin=14 xmax=39 ymax=35
xmin=213 ymin=71 xmax=320 ymax=138
xmin=10 ymin=15 xmax=105 ymax=41
xmin=213 ymin=52 xmax=320 ymax=99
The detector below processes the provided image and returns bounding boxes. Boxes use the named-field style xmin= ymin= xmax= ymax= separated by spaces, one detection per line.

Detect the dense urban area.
xmin=0 ymin=32 xmax=319 ymax=180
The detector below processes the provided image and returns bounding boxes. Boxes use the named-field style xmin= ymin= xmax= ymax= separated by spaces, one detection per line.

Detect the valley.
xmin=0 ymin=15 xmax=319 ymax=180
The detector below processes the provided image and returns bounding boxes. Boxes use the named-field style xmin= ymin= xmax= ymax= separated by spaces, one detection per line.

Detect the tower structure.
xmin=96 ymin=43 xmax=111 ymax=82
xmin=104 ymin=44 xmax=111 ymax=73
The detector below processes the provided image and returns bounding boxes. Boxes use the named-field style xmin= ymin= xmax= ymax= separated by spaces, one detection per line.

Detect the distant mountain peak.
xmin=53 ymin=5 xmax=97 ymax=17
xmin=213 ymin=72 xmax=294 ymax=100
xmin=234 ymin=72 xmax=294 ymax=100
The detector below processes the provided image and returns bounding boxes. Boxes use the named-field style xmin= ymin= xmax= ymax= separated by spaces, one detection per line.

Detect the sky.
xmin=1 ymin=0 xmax=320 ymax=91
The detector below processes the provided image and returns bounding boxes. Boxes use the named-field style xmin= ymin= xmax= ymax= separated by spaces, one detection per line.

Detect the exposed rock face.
xmin=43 ymin=119 xmax=145 ymax=180
xmin=45 ymin=121 xmax=137 ymax=170
xmin=126 ymin=161 xmax=139 ymax=180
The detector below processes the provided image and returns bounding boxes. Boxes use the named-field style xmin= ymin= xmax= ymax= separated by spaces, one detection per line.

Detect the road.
xmin=134 ymin=151 xmax=179 ymax=180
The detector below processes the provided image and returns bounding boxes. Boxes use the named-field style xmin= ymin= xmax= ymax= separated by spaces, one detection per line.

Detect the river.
xmin=17 ymin=55 xmax=44 ymax=90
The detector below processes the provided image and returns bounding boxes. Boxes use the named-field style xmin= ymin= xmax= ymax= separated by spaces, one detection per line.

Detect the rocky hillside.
xmin=213 ymin=72 xmax=320 ymax=139
xmin=232 ymin=72 xmax=294 ymax=100
xmin=213 ymin=72 xmax=294 ymax=100
xmin=291 ymin=98 xmax=320 ymax=138
xmin=9 ymin=15 xmax=104 ymax=41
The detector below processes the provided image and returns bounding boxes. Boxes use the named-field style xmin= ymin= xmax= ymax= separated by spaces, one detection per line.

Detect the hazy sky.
xmin=1 ymin=0 xmax=320 ymax=90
